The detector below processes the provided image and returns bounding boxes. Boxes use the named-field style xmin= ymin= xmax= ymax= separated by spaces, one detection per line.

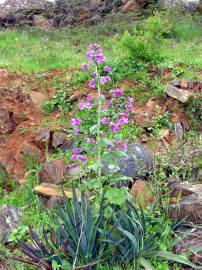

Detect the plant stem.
xmin=95 ymin=65 xmax=102 ymax=180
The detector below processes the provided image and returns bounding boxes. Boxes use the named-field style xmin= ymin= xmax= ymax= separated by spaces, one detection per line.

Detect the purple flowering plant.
xmin=69 ymin=44 xmax=135 ymax=181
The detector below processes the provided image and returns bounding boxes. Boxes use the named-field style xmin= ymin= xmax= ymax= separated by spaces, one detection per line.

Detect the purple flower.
xmin=72 ymin=147 xmax=84 ymax=155
xmin=86 ymin=94 xmax=92 ymax=102
xmin=82 ymin=63 xmax=89 ymax=71
xmin=128 ymin=97 xmax=135 ymax=103
xmin=120 ymin=112 xmax=129 ymax=118
xmin=89 ymin=78 xmax=96 ymax=89
xmin=89 ymin=43 xmax=100 ymax=50
xmin=85 ymin=137 xmax=95 ymax=144
xmin=101 ymin=117 xmax=110 ymax=125
xmin=115 ymin=142 xmax=129 ymax=151
xmin=112 ymin=124 xmax=120 ymax=133
xmin=72 ymin=154 xmax=88 ymax=163
xmin=79 ymin=102 xmax=91 ymax=110
xmin=126 ymin=104 xmax=133 ymax=111
xmin=114 ymin=88 xmax=123 ymax=98
xmin=96 ymin=52 xmax=105 ymax=64
xmin=70 ymin=118 xmax=82 ymax=135
xmin=86 ymin=50 xmax=94 ymax=61
xmin=68 ymin=163 xmax=77 ymax=170
xmin=100 ymin=76 xmax=111 ymax=85
xmin=108 ymin=100 xmax=113 ymax=108
xmin=70 ymin=118 xmax=82 ymax=127
xmin=117 ymin=116 xmax=128 ymax=126
xmin=104 ymin=65 xmax=112 ymax=73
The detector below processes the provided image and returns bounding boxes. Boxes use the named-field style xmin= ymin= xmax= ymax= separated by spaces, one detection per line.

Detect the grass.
xmin=1 ymin=12 xmax=201 ymax=73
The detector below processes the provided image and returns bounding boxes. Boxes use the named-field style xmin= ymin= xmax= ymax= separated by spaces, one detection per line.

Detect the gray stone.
xmin=170 ymin=80 xmax=181 ymax=87
xmin=34 ymin=129 xmax=51 ymax=149
xmin=103 ymin=143 xmax=153 ymax=181
xmin=174 ymin=225 xmax=202 ymax=265
xmin=169 ymin=182 xmax=202 ymax=224
xmin=0 ymin=108 xmax=15 ymax=135
xmin=166 ymin=84 xmax=192 ymax=103
xmin=39 ymin=157 xmax=69 ymax=184
xmin=0 ymin=205 xmax=22 ymax=244
xmin=52 ymin=132 xmax=67 ymax=148
xmin=174 ymin=122 xmax=184 ymax=142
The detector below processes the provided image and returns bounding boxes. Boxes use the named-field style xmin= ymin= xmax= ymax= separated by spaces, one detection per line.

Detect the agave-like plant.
xmin=104 ymin=201 xmax=201 ymax=270
xmin=18 ymin=189 xmax=109 ymax=269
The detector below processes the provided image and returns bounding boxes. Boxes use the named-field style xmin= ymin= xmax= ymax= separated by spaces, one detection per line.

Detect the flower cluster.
xmin=69 ymin=43 xmax=136 ymax=166
xmin=71 ymin=147 xmax=88 ymax=163
xmin=79 ymin=95 xmax=92 ymax=110
xmin=70 ymin=117 xmax=82 ymax=135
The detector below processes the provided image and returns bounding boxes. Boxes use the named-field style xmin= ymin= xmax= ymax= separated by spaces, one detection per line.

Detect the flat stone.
xmin=29 ymin=91 xmax=48 ymax=111
xmin=169 ymin=182 xmax=202 ymax=224
xmin=0 ymin=205 xmax=22 ymax=244
xmin=34 ymin=183 xmax=75 ymax=198
xmin=39 ymin=157 xmax=68 ymax=184
xmin=103 ymin=143 xmax=153 ymax=182
xmin=0 ymin=108 xmax=15 ymax=135
xmin=166 ymin=84 xmax=192 ymax=103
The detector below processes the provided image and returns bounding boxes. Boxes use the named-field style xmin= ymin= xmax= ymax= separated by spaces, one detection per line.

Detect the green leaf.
xmin=90 ymin=124 xmax=98 ymax=134
xmin=138 ymin=257 xmax=155 ymax=270
xmin=157 ymin=251 xmax=202 ymax=269
xmin=105 ymin=187 xmax=128 ymax=205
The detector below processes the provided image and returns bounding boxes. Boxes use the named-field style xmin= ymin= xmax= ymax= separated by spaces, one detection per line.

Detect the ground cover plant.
xmin=0 ymin=6 xmax=202 ymax=270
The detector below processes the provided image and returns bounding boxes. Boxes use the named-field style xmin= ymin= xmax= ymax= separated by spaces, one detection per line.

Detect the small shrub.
xmin=121 ymin=12 xmax=172 ymax=64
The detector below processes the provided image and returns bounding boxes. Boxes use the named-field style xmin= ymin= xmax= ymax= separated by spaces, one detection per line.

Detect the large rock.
xmin=169 ymin=182 xmax=202 ymax=224
xmin=0 ymin=0 xmax=54 ymax=17
xmin=103 ymin=143 xmax=153 ymax=183
xmin=0 ymin=205 xmax=22 ymax=244
xmin=0 ymin=108 xmax=15 ymax=135
xmin=39 ymin=157 xmax=69 ymax=184
xmin=174 ymin=225 xmax=202 ymax=265
xmin=121 ymin=0 xmax=142 ymax=12
xmin=34 ymin=183 xmax=74 ymax=198
xmin=166 ymin=84 xmax=192 ymax=103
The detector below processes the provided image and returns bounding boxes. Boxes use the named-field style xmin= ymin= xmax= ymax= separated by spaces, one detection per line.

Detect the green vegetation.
xmin=0 ymin=7 xmax=202 ymax=270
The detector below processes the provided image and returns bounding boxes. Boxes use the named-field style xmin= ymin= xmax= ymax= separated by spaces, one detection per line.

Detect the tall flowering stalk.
xmin=70 ymin=44 xmax=135 ymax=181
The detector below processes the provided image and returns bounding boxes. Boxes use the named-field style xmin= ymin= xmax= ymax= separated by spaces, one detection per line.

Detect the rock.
xmin=169 ymin=182 xmax=202 ymax=224
xmin=52 ymin=131 xmax=68 ymax=150
xmin=20 ymin=142 xmax=41 ymax=158
xmin=29 ymin=91 xmax=48 ymax=111
xmin=130 ymin=180 xmax=155 ymax=206
xmin=174 ymin=122 xmax=184 ymax=142
xmin=170 ymin=80 xmax=181 ymax=87
xmin=166 ymin=84 xmax=192 ymax=103
xmin=180 ymin=80 xmax=189 ymax=90
xmin=89 ymin=0 xmax=102 ymax=9
xmin=33 ymin=15 xmax=53 ymax=28
xmin=34 ymin=129 xmax=51 ymax=149
xmin=34 ymin=183 xmax=75 ymax=198
xmin=39 ymin=158 xmax=69 ymax=184
xmin=121 ymin=0 xmax=141 ymax=12
xmin=0 ymin=205 xmax=22 ymax=244
xmin=103 ymin=143 xmax=153 ymax=182
xmin=0 ymin=108 xmax=15 ymax=135
xmin=174 ymin=226 xmax=202 ymax=265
